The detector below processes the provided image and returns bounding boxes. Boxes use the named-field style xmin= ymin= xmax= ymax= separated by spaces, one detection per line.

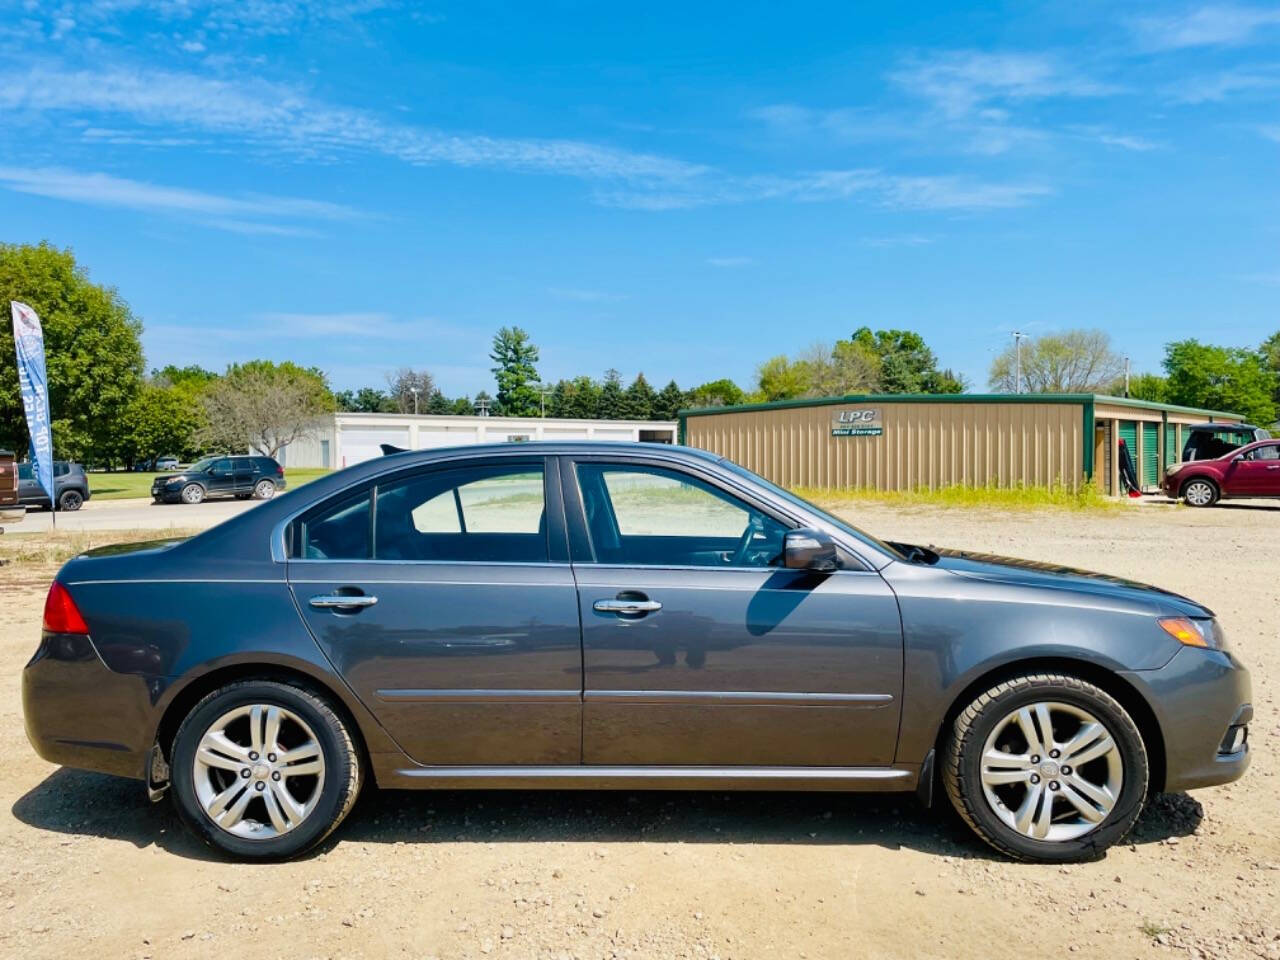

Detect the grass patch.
xmin=88 ymin=467 xmax=332 ymax=500
xmin=0 ymin=527 xmax=202 ymax=577
xmin=1139 ymin=921 xmax=1172 ymax=940
xmin=796 ymin=482 xmax=1121 ymax=512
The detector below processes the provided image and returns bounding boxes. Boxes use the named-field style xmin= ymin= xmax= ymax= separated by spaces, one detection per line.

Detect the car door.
xmin=232 ymin=458 xmax=257 ymax=495
xmin=204 ymin=458 xmax=235 ymax=497
xmin=286 ymin=456 xmax=583 ymax=766
xmin=562 ymin=455 xmax=903 ymax=768
xmin=1227 ymin=442 xmax=1280 ymax=496
xmin=17 ymin=462 xmax=44 ymax=505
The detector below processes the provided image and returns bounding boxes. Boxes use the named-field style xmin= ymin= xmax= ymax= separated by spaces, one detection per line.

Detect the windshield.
xmin=188 ymin=457 xmax=216 ymax=473
xmin=718 ymin=459 xmax=906 ymax=563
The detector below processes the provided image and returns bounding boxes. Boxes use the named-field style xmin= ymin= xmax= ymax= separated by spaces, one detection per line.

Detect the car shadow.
xmin=11 ymin=768 xmax=1204 ymax=863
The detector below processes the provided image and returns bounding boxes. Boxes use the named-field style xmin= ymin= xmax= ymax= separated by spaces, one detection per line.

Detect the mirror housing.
xmin=783 ymin=528 xmax=838 ymax=572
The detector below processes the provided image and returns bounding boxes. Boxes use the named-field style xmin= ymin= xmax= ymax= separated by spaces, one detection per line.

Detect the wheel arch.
xmin=930 ymin=656 xmax=1167 ymax=793
xmin=1179 ymin=474 xmax=1219 ymax=500
xmin=154 ymin=663 xmax=373 ymax=780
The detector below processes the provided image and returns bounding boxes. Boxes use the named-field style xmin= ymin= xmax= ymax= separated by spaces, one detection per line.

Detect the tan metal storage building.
xmin=680 ymin=394 xmax=1246 ymax=495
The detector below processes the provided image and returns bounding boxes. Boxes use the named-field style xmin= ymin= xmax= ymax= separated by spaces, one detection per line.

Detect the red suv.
xmin=1163 ymin=439 xmax=1280 ymax=506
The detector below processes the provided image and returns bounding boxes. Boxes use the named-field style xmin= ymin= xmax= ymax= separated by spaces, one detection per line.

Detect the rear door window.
xmin=374 ymin=463 xmax=546 ymax=562
xmin=297 ymin=491 xmax=372 ymax=560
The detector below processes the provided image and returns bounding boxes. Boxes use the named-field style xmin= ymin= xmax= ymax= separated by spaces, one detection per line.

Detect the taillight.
xmin=276 ymin=465 xmax=284 ymax=477
xmin=43 ymin=581 xmax=89 ymax=634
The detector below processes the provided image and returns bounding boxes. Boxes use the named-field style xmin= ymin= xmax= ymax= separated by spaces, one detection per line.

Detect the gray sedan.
xmin=22 ymin=442 xmax=1250 ymax=861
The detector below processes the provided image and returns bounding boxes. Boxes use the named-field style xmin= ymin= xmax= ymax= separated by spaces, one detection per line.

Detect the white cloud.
xmin=1133 ymin=4 xmax=1280 ymax=50
xmin=890 ymin=51 xmax=1116 ymax=118
xmin=0 ymin=166 xmax=360 ymax=232
xmin=0 ymin=65 xmax=709 ymax=185
xmin=1260 ymin=125 xmax=1280 ymax=143
xmin=1167 ymin=66 xmax=1280 ymax=103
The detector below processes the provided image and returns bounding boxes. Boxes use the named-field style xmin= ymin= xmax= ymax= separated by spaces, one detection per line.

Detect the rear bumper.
xmin=22 ymin=632 xmax=154 ymax=780
xmin=1122 ymin=646 xmax=1252 ymax=792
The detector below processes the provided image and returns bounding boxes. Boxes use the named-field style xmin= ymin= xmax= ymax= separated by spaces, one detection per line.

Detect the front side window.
xmin=574 ymin=462 xmax=787 ymax=567
xmin=374 ymin=463 xmax=546 ymax=562
xmin=1247 ymin=444 xmax=1280 ymax=461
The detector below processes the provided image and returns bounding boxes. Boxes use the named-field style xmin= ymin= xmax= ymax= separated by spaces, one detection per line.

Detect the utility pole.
xmin=1123 ymin=356 xmax=1131 ymax=398
xmin=410 ymin=387 xmax=419 ymax=415
xmin=474 ymin=396 xmax=491 ymax=417
xmin=1012 ymin=331 xmax=1026 ymax=394
xmin=539 ymin=384 xmax=552 ymax=418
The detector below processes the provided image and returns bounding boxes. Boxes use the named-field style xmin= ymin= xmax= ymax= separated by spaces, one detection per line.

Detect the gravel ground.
xmin=2 ymin=500 xmax=1277 ymax=959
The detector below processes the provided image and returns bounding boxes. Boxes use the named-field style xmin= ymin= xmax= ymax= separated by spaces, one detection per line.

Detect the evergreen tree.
xmin=565 ymin=375 xmax=602 ymax=418
xmin=624 ymin=373 xmax=657 ymax=419
xmin=425 ymin=389 xmax=452 ymax=414
xmin=597 ymin=369 xmax=626 ymax=419
xmin=653 ymin=379 xmax=688 ymax=420
xmin=450 ymin=396 xmax=474 ymax=415
xmin=547 ymin=379 xmax=572 ymax=418
xmin=489 ymin=326 xmax=541 ymax=416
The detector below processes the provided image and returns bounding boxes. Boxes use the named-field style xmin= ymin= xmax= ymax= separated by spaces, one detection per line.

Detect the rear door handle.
xmin=593 ymin=599 xmax=662 ymax=615
xmin=309 ymin=594 xmax=378 ymax=609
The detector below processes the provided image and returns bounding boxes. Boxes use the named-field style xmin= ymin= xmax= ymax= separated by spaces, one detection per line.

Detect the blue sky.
xmin=2 ymin=2 xmax=1279 ymax=396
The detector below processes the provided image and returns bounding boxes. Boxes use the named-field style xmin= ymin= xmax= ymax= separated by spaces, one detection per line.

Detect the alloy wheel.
xmin=192 ymin=704 xmax=326 ymax=840
xmin=181 ymin=484 xmax=204 ymax=504
xmin=60 ymin=491 xmax=83 ymax=511
xmin=255 ymin=480 xmax=275 ymax=499
xmin=1184 ymin=481 xmax=1215 ymax=507
xmin=979 ymin=701 xmax=1123 ymax=842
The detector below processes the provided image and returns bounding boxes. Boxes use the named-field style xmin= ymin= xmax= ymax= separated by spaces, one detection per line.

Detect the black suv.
xmin=18 ymin=461 xmax=91 ymax=511
xmin=152 ymin=455 xmax=286 ymax=505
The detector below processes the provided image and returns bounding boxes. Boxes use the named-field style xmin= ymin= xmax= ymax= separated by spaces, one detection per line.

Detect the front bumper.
xmin=1122 ymin=645 xmax=1252 ymax=792
xmin=23 ymin=631 xmax=155 ymax=780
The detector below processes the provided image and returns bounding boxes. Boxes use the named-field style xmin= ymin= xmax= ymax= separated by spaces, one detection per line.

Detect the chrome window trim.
xmin=375 ymin=688 xmax=581 ymax=703
xmin=584 ymin=690 xmax=893 ymax=706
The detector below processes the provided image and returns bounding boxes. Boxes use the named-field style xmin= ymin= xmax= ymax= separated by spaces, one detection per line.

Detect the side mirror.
xmin=783 ymin=528 xmax=838 ymax=572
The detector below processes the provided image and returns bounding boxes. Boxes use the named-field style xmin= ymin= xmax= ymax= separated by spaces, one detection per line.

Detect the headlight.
xmin=1158 ymin=617 xmax=1226 ymax=650
xmin=1165 ymin=462 xmax=1185 ymax=476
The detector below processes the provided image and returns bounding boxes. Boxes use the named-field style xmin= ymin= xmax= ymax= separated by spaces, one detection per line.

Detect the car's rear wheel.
xmin=170 ymin=680 xmax=362 ymax=860
xmin=1182 ymin=478 xmax=1218 ymax=507
xmin=57 ymin=490 xmax=83 ymax=511
xmin=253 ymin=479 xmax=276 ymax=500
xmin=943 ymin=673 xmax=1148 ymax=862
xmin=180 ymin=483 xmax=205 ymax=505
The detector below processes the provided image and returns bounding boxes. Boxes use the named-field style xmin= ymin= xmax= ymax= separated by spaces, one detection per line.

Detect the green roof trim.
xmin=678 ymin=392 xmax=1244 ymax=422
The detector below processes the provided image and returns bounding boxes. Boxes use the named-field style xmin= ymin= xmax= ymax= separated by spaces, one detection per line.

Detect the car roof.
xmin=373 ymin=440 xmax=720 ymax=465
xmin=1185 ymin=422 xmax=1261 ymax=431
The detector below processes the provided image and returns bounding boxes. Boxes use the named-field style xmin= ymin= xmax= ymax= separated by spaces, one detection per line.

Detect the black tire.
xmin=1181 ymin=478 xmax=1218 ymax=508
xmin=170 ymin=680 xmax=362 ymax=861
xmin=180 ymin=483 xmax=205 ymax=505
xmin=943 ymin=673 xmax=1148 ymax=862
xmin=58 ymin=489 xmax=84 ymax=511
xmin=253 ymin=479 xmax=276 ymax=500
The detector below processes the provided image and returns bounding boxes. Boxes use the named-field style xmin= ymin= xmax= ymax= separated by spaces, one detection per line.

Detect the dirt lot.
xmin=2 ymin=500 xmax=1277 ymax=960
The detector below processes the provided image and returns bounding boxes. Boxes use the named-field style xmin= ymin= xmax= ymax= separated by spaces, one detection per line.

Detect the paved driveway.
xmin=6 ymin=497 xmax=260 ymax=533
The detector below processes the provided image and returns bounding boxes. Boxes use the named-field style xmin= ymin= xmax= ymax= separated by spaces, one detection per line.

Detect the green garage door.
xmin=1142 ymin=422 xmax=1159 ymax=487
xmin=1165 ymin=423 xmax=1178 ymax=466
xmin=1118 ymin=421 xmax=1138 ymax=486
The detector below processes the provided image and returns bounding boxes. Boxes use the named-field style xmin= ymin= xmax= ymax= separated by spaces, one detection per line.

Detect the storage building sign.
xmin=831 ymin=408 xmax=883 ymax=436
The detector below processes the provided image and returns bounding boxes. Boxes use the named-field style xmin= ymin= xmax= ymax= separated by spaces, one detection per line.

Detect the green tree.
xmin=0 ymin=242 xmax=144 ymax=461
xmin=199 ymin=360 xmax=336 ymax=458
xmin=123 ymin=382 xmax=204 ymax=464
xmin=756 ymin=355 xmax=811 ymax=401
xmin=566 ymin=376 xmax=602 ymax=418
xmin=598 ymin=369 xmax=626 ymax=419
xmin=988 ymin=329 xmax=1124 ymax=394
xmin=686 ymin=378 xmax=746 ymax=408
xmin=624 ymin=373 xmax=657 ymax=420
xmin=1260 ymin=330 xmax=1280 ymax=413
xmin=1128 ymin=373 xmax=1168 ymax=402
xmin=851 ymin=327 xmax=958 ymax=394
xmin=653 ymin=379 xmax=688 ymax=420
xmin=490 ymin=326 xmax=541 ymax=416
xmin=1162 ymin=340 xmax=1277 ymax=424
xmin=425 ymin=389 xmax=453 ymax=414
xmin=335 ymin=387 xmax=390 ymax=412
xmin=802 ymin=340 xmax=880 ymax=397
xmin=450 ymin=395 xmax=474 ymax=415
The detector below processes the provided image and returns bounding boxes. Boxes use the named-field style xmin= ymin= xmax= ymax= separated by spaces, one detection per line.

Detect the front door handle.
xmin=593 ymin=598 xmax=662 ymax=615
xmin=309 ymin=594 xmax=378 ymax=609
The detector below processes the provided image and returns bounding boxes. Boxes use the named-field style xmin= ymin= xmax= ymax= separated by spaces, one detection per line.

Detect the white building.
xmin=277 ymin=413 xmax=678 ymax=469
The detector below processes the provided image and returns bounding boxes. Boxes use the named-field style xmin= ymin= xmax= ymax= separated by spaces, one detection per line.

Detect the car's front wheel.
xmin=57 ymin=490 xmax=83 ymax=511
xmin=943 ymin=673 xmax=1148 ymax=862
xmin=1181 ymin=478 xmax=1218 ymax=508
xmin=170 ymin=680 xmax=362 ymax=860
xmin=180 ymin=483 xmax=205 ymax=505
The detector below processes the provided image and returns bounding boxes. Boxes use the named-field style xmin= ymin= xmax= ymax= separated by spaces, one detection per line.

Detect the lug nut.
xmin=1049 ymin=749 xmax=1060 ymax=759
xmin=1030 ymin=755 xmax=1040 ymax=764
xmin=267 ymin=753 xmax=277 ymax=762
xmin=255 ymin=781 xmax=265 ymax=791
xmin=240 ymin=768 xmax=250 ymax=778
xmin=1061 ymin=765 xmax=1072 ymax=775
xmin=271 ymin=771 xmax=281 ymax=781
xmin=248 ymin=751 xmax=259 ymax=761
xmin=1049 ymin=781 xmax=1060 ymax=791
xmin=1030 ymin=774 xmax=1041 ymax=784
